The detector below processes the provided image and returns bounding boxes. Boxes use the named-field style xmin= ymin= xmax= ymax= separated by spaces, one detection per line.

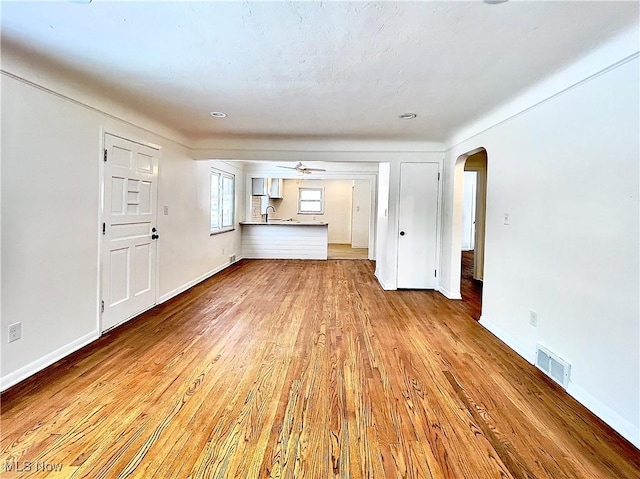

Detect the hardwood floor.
xmin=460 ymin=250 xmax=482 ymax=321
xmin=2 ymin=260 xmax=638 ymax=478
xmin=328 ymin=243 xmax=369 ymax=260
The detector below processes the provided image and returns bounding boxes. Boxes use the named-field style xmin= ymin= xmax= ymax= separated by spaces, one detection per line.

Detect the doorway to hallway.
xmin=457 ymin=148 xmax=488 ymax=320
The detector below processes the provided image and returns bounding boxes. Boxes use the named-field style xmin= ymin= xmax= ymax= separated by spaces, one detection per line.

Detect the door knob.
xmin=152 ymin=234 xmax=159 ymax=240
xmin=152 ymin=227 xmax=157 ymax=232
xmin=400 ymin=231 xmax=405 ymax=236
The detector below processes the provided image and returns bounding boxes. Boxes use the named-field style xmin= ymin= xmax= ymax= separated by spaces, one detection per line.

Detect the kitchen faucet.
xmin=265 ymin=205 xmax=276 ymax=222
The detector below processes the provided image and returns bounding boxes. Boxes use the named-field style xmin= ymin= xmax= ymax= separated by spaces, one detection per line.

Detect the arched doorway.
xmin=455 ymin=148 xmax=487 ymax=320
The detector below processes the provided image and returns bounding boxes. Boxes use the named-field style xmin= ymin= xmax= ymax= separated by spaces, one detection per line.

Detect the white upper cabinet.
xmin=268 ymin=178 xmax=284 ymax=198
xmin=252 ymin=178 xmax=268 ymax=196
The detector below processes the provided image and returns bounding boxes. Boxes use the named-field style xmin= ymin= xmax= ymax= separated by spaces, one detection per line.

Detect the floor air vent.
xmin=535 ymin=345 xmax=571 ymax=389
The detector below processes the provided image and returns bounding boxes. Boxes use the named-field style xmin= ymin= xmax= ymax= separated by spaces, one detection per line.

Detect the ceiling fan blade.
xmin=277 ymin=166 xmax=297 ymax=170
xmin=301 ymin=168 xmax=326 ymax=172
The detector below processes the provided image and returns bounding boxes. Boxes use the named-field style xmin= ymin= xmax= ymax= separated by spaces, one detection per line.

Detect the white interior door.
xmin=102 ymin=134 xmax=159 ymax=332
xmin=397 ymin=162 xmax=439 ymax=289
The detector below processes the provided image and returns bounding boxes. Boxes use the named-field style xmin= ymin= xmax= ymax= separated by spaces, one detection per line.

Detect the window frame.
xmin=210 ymin=168 xmax=235 ymax=235
xmin=298 ymin=187 xmax=324 ymax=215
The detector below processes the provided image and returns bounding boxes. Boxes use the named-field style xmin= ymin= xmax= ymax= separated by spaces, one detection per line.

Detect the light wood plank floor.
xmin=328 ymin=243 xmax=369 ymax=260
xmin=1 ymin=260 xmax=638 ymax=478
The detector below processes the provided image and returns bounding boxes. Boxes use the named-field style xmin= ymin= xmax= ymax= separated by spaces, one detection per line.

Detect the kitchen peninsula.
xmin=240 ymin=220 xmax=328 ymax=260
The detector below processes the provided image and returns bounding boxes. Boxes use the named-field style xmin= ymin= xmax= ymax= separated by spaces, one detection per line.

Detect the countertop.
xmin=240 ymin=220 xmax=328 ymax=226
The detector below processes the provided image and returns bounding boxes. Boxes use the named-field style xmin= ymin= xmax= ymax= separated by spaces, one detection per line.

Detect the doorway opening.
xmin=254 ymin=177 xmax=374 ymax=260
xmin=457 ymin=148 xmax=487 ymax=320
xmin=328 ymin=179 xmax=371 ymax=260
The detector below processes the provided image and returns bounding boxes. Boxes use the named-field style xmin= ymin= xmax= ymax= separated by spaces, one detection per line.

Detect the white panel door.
xmin=397 ymin=162 xmax=439 ymax=289
xmin=102 ymin=134 xmax=159 ymax=332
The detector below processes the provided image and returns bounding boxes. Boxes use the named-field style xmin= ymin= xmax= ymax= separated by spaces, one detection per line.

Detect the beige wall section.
xmin=351 ymin=179 xmax=371 ymax=248
xmin=464 ymin=150 xmax=487 ymax=168
xmin=273 ymin=179 xmax=353 ymax=244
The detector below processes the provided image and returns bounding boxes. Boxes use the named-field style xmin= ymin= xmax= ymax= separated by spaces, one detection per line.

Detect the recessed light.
xmin=210 ymin=111 xmax=227 ymax=118
xmin=399 ymin=113 xmax=417 ymax=120
xmin=483 ymin=0 xmax=509 ymax=4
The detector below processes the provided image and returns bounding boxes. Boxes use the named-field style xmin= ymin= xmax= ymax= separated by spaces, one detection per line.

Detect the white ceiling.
xmin=1 ymin=1 xmax=638 ymax=143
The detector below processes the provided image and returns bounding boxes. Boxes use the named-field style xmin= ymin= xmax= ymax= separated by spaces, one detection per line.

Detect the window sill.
xmin=210 ymin=228 xmax=236 ymax=237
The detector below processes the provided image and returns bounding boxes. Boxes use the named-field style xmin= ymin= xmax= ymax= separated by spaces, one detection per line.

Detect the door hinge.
xmin=435 ymin=269 xmax=437 ymax=277
xmin=103 ymin=149 xmax=108 ymax=162
xmin=437 ymin=172 xmax=440 ymax=180
xmin=101 ymin=300 xmax=105 ymax=313
xmin=102 ymin=222 xmax=106 ymax=235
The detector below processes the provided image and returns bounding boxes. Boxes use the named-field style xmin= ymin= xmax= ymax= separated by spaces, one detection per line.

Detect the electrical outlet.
xmin=504 ymin=213 xmax=510 ymax=225
xmin=529 ymin=310 xmax=538 ymax=327
xmin=163 ymin=205 xmax=169 ymax=215
xmin=8 ymin=322 xmax=21 ymax=343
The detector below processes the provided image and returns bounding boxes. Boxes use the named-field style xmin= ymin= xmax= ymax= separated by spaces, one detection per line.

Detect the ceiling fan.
xmin=277 ymin=162 xmax=326 ymax=174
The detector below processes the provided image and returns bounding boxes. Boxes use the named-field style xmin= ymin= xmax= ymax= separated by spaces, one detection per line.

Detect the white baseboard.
xmin=438 ymin=286 xmax=462 ymax=300
xmin=158 ymin=257 xmax=242 ymax=304
xmin=2 ymin=258 xmax=244 ymax=392
xmin=478 ymin=316 xmax=536 ymax=363
xmin=567 ymin=381 xmax=640 ymax=449
xmin=0 ymin=330 xmax=100 ymax=392
xmin=479 ymin=316 xmax=639 ymax=450
xmin=374 ymin=271 xmax=395 ymax=290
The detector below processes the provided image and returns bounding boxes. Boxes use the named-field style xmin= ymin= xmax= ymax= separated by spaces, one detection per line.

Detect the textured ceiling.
xmin=1 ymin=1 xmax=638 ymax=143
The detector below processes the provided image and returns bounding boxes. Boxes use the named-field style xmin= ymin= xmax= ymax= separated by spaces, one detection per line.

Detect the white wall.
xmin=158 ymin=158 xmax=243 ymax=302
xmin=275 ymin=179 xmax=352 ymax=244
xmin=0 ymin=72 xmax=244 ymax=389
xmin=440 ymin=44 xmax=639 ymax=445
xmin=375 ymin=163 xmax=393 ymax=288
xmin=2 ymin=74 xmax=102 ymax=380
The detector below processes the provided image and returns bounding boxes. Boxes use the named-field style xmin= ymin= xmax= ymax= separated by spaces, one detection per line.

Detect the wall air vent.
xmin=229 ymin=254 xmax=237 ymax=264
xmin=535 ymin=344 xmax=571 ymax=389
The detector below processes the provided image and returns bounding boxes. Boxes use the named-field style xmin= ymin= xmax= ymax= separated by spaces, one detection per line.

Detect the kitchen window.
xmin=210 ymin=169 xmax=235 ymax=234
xmin=298 ymin=187 xmax=324 ymax=214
